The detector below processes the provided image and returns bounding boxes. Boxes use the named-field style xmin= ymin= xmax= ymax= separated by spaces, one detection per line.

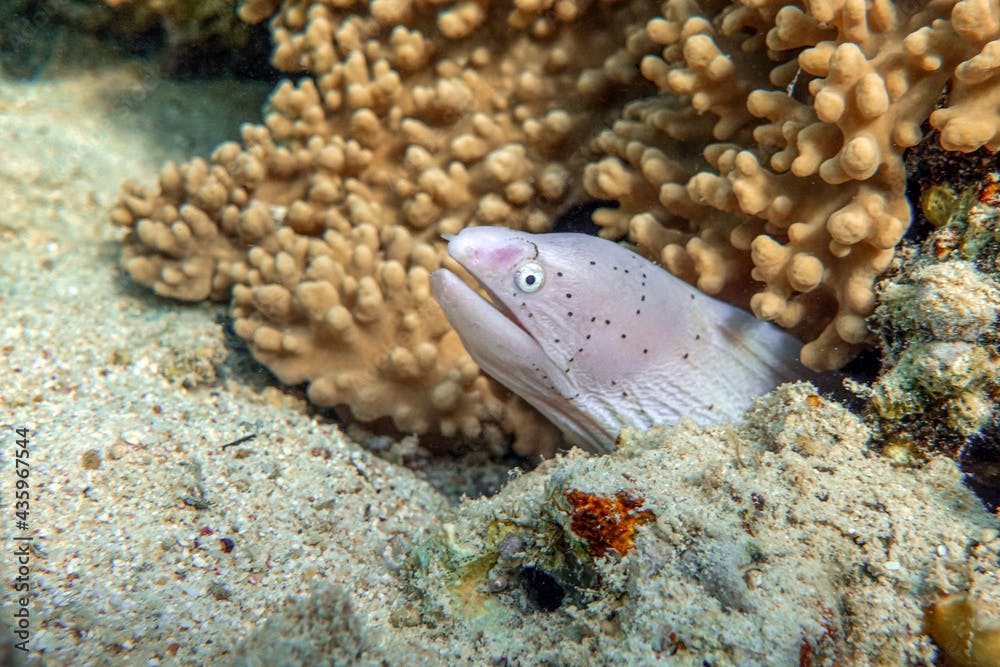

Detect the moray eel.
xmin=430 ymin=227 xmax=814 ymax=453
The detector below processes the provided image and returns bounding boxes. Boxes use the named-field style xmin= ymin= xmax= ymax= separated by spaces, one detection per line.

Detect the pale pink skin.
xmin=430 ymin=227 xmax=812 ymax=453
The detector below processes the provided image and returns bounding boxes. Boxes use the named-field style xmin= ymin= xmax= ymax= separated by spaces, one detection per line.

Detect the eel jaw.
xmin=459 ymin=266 xmax=536 ymax=341
xmin=430 ymin=267 xmax=615 ymax=454
xmin=429 ymin=268 xmax=547 ymax=368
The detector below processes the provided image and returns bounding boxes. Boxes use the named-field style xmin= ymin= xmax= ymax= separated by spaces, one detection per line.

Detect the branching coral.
xmin=584 ymin=0 xmax=1000 ymax=370
xmin=111 ymin=0 xmax=658 ymax=453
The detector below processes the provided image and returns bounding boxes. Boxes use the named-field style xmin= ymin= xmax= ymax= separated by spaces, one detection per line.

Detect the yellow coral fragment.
xmin=926 ymin=593 xmax=1000 ymax=667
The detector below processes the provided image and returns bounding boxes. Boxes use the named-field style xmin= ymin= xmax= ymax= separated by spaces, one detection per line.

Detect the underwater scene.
xmin=2 ymin=0 xmax=1000 ymax=664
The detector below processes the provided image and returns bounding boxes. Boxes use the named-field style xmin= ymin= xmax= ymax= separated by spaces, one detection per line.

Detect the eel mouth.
xmin=447 ymin=259 xmax=538 ymax=344
xmin=441 ymin=227 xmax=541 ymax=348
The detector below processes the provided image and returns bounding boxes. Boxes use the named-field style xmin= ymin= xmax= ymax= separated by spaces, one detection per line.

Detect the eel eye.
xmin=514 ymin=261 xmax=545 ymax=293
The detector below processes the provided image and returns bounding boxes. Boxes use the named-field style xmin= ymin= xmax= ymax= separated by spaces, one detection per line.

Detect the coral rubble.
xmin=869 ymin=174 xmax=1000 ymax=458
xmin=402 ymin=384 xmax=1000 ymax=664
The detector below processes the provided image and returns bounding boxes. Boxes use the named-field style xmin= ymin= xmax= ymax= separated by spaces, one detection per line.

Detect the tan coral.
xmin=112 ymin=0 xmax=659 ymax=452
xmin=925 ymin=0 xmax=1000 ymax=151
xmin=230 ymin=218 xmax=514 ymax=443
xmin=111 ymin=153 xmax=257 ymax=301
xmin=585 ymin=0 xmax=1000 ymax=370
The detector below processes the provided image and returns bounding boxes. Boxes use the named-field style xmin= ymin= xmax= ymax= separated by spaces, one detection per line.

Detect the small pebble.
xmin=497 ymin=533 xmax=524 ymax=560
xmin=107 ymin=440 xmax=129 ymax=460
xmin=207 ymin=582 xmax=232 ymax=600
xmin=120 ymin=430 xmax=145 ymax=445
xmin=81 ymin=449 xmax=102 ymax=470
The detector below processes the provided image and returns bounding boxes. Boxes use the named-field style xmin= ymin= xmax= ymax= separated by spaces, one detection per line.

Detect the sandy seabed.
xmin=0 ymin=42 xmax=448 ymax=666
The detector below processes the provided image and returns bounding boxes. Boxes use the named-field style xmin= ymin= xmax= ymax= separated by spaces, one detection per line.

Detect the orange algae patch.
xmin=978 ymin=173 xmax=1000 ymax=208
xmin=564 ymin=489 xmax=655 ymax=558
